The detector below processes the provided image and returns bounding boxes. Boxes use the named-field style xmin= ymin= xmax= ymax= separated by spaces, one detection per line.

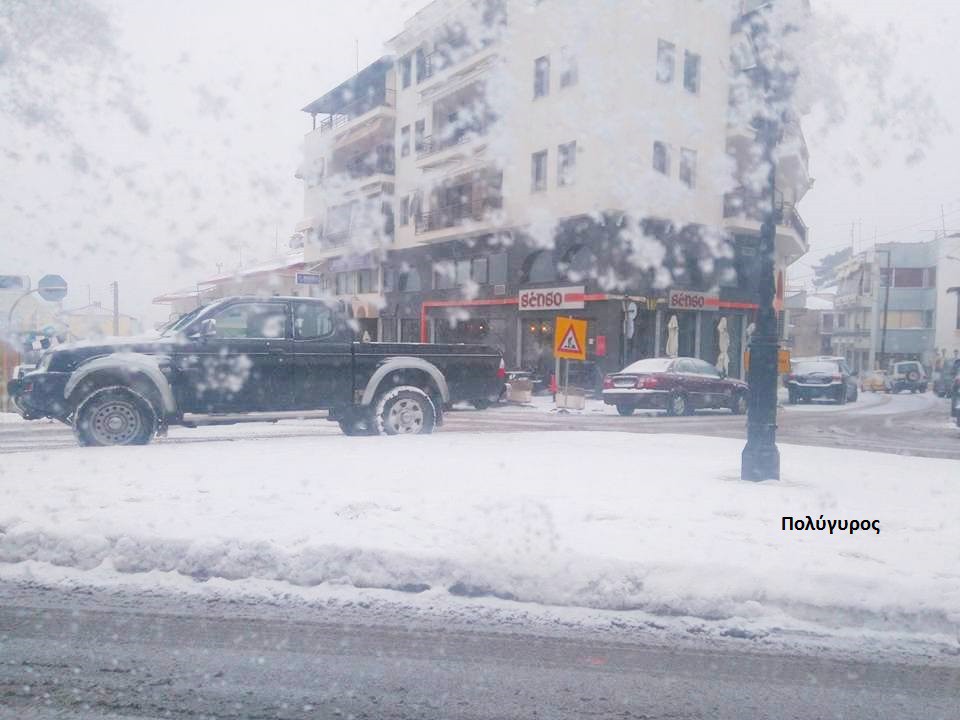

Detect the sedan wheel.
xmin=666 ymin=393 xmax=687 ymax=417
xmin=731 ymin=393 xmax=748 ymax=415
xmin=616 ymin=403 xmax=635 ymax=417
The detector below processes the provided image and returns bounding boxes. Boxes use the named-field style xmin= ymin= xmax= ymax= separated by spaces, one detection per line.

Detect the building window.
xmin=489 ymin=252 xmax=507 ymax=285
xmin=434 ymin=262 xmax=454 ymax=290
xmin=415 ymin=47 xmax=428 ymax=84
xmin=657 ymin=39 xmax=675 ymax=84
xmin=357 ymin=269 xmax=378 ymax=294
xmin=471 ymin=257 xmax=488 ymax=284
xmin=399 ymin=268 xmax=421 ymax=292
xmin=531 ymin=149 xmax=548 ymax=192
xmin=455 ymin=259 xmax=471 ymax=286
xmin=415 ymin=119 xmax=426 ymax=153
xmin=683 ymin=50 xmax=701 ymax=93
xmin=400 ymin=125 xmax=410 ymax=157
xmin=652 ymin=141 xmax=670 ymax=175
xmin=679 ymin=148 xmax=697 ymax=188
xmin=399 ymin=196 xmax=410 ymax=226
xmin=894 ymin=268 xmax=923 ymax=288
xmin=926 ymin=266 xmax=937 ymax=288
xmin=559 ymin=47 xmax=578 ymax=88
xmin=557 ymin=140 xmax=576 ymax=186
xmin=533 ymin=56 xmax=550 ymax=98
xmin=400 ymin=55 xmax=412 ymax=89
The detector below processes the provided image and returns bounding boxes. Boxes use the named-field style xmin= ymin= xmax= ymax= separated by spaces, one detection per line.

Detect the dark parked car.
xmin=601 ymin=356 xmax=749 ymax=416
xmin=785 ymin=356 xmax=858 ymax=405
xmin=8 ymin=296 xmax=504 ymax=445
xmin=933 ymin=359 xmax=959 ymax=397
xmin=952 ymin=375 xmax=960 ymax=427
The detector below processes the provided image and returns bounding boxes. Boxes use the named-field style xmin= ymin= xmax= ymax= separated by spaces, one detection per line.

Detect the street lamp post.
xmin=741 ymin=110 xmax=781 ymax=481
xmin=740 ymin=7 xmax=790 ymax=482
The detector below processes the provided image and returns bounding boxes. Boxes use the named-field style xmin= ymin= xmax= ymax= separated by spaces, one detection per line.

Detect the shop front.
xmin=652 ymin=289 xmax=756 ymax=379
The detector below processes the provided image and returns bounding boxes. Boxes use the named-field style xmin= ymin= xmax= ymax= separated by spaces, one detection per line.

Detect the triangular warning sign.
xmin=557 ymin=325 xmax=582 ymax=354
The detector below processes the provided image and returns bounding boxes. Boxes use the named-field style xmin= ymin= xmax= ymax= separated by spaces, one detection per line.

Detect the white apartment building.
xmin=297 ymin=0 xmax=811 ymax=377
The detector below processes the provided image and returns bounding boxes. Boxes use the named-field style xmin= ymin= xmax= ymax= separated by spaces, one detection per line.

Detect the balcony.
xmin=416 ymin=126 xmax=488 ymax=164
xmin=315 ymin=90 xmax=395 ymax=136
xmin=415 ymin=195 xmax=503 ymax=235
xmin=343 ymin=151 xmax=395 ymax=180
xmin=723 ymin=187 xmax=809 ymax=260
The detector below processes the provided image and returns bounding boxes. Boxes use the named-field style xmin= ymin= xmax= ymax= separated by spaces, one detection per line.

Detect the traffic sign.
xmin=296 ymin=273 xmax=321 ymax=285
xmin=743 ymin=349 xmax=791 ymax=374
xmin=37 ymin=274 xmax=67 ymax=302
xmin=554 ymin=317 xmax=587 ymax=361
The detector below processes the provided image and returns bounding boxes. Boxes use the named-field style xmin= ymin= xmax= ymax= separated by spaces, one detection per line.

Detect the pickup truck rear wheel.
xmin=74 ymin=387 xmax=156 ymax=447
xmin=375 ymin=386 xmax=436 ymax=435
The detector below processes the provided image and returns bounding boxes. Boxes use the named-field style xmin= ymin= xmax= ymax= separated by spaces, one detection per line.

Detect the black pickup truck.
xmin=8 ymin=296 xmax=504 ymax=445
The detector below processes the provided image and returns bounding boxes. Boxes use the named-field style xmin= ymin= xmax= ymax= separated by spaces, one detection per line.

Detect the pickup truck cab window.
xmin=293 ymin=301 xmax=334 ymax=339
xmin=213 ymin=302 xmax=287 ymax=340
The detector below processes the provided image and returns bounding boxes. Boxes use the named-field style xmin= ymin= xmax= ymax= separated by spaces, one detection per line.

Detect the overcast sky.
xmin=1 ymin=0 xmax=958 ymax=323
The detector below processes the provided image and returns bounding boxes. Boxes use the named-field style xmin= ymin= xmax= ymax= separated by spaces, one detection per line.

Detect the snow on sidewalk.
xmin=0 ymin=431 xmax=957 ymax=646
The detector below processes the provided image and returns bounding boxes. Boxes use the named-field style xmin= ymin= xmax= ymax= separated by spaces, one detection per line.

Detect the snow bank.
xmin=1 ymin=432 xmax=957 ymax=644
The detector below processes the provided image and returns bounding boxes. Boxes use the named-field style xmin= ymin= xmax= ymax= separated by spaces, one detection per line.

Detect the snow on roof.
xmin=199 ymin=248 xmax=306 ymax=285
xmin=805 ymin=295 xmax=834 ymax=311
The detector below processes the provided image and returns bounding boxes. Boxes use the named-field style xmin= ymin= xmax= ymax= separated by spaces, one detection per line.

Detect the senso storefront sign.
xmin=668 ymin=289 xmax=719 ymax=311
xmin=518 ymin=285 xmax=585 ymax=312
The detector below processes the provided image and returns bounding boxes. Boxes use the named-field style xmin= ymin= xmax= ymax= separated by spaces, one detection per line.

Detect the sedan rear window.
xmin=792 ymin=361 xmax=838 ymax=375
xmin=621 ymin=358 xmax=673 ymax=373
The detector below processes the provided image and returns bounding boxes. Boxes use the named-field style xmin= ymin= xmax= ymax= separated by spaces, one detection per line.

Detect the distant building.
xmin=831 ymin=238 xmax=960 ymax=372
xmin=153 ymin=249 xmax=307 ymax=324
xmin=784 ymin=288 xmax=835 ymax=357
xmin=59 ymin=303 xmax=142 ymax=340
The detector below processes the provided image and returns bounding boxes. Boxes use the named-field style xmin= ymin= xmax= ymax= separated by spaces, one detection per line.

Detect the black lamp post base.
xmin=741 ymin=441 xmax=780 ymax=481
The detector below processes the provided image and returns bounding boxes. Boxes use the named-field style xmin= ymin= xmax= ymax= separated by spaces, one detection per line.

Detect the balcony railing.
xmin=317 ymin=90 xmax=395 ymax=135
xmin=414 ymin=194 xmax=502 ymax=234
xmin=723 ymin=188 xmax=808 ymax=246
xmin=416 ymin=126 xmax=488 ymax=159
xmin=343 ymin=153 xmax=395 ymax=179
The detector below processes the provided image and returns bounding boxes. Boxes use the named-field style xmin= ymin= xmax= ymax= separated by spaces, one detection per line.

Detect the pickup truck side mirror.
xmin=189 ymin=318 xmax=217 ymax=340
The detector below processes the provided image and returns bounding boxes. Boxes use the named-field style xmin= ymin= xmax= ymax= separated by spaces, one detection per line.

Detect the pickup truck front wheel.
xmin=74 ymin=387 xmax=156 ymax=447
xmin=375 ymin=386 xmax=436 ymax=436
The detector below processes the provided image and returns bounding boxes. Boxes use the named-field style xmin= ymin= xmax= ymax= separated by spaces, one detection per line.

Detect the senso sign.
xmin=518 ymin=285 xmax=585 ymax=312
xmin=668 ymin=289 xmax=718 ymax=312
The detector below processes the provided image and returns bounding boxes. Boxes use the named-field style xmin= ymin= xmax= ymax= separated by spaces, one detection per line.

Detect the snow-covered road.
xmin=1 ymin=430 xmax=957 ymax=655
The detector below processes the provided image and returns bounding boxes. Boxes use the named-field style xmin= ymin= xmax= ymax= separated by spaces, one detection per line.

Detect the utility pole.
xmin=877 ymin=249 xmax=891 ymax=371
xmin=110 ymin=281 xmax=119 ymax=336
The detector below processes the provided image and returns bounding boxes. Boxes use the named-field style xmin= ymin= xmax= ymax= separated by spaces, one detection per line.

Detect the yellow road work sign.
xmin=743 ymin=349 xmax=791 ymax=374
xmin=554 ymin=317 xmax=587 ymax=361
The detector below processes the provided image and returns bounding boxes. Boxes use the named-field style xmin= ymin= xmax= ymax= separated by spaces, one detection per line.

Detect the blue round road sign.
xmin=37 ymin=274 xmax=68 ymax=302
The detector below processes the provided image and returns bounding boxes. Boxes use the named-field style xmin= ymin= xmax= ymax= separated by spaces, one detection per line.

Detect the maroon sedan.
xmin=602 ymin=357 xmax=749 ymax=417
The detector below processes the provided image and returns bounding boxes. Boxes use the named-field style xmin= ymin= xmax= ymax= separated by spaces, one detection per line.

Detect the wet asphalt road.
xmin=1 ymin=582 xmax=958 ymax=720
xmin=2 ymin=390 xmax=957 ymax=458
